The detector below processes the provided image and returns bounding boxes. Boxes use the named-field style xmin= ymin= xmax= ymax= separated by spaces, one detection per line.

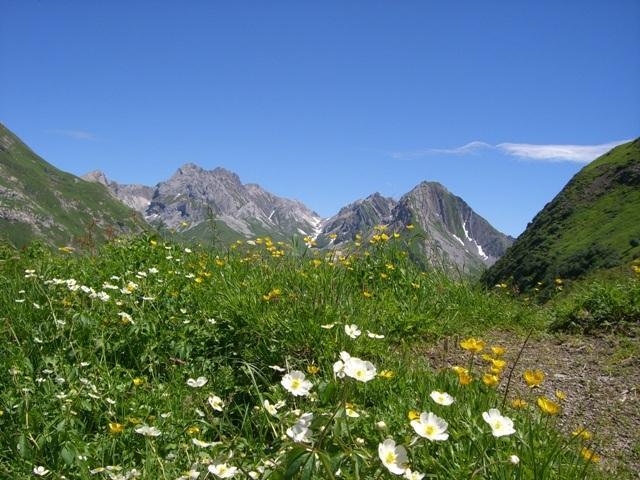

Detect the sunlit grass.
xmin=0 ymin=236 xmax=608 ymax=478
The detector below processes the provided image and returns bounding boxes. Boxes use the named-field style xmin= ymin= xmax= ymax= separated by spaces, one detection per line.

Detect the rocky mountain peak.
xmin=81 ymin=170 xmax=110 ymax=186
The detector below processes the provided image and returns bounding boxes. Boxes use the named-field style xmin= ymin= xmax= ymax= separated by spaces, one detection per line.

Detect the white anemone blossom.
xmin=344 ymin=324 xmax=362 ymax=339
xmin=281 ymin=371 xmax=313 ymax=397
xmin=33 ymin=466 xmax=50 ymax=476
xmin=286 ymin=412 xmax=313 ymax=443
xmin=208 ymin=395 xmax=224 ymax=412
xmin=429 ymin=391 xmax=455 ymax=406
xmin=482 ymin=409 xmax=516 ymax=437
xmin=410 ymin=412 xmax=449 ymax=441
xmin=404 ymin=469 xmax=425 ymax=480
xmin=186 ymin=376 xmax=208 ymax=388
xmin=208 ymin=463 xmax=238 ymax=478
xmin=343 ymin=357 xmax=377 ymax=382
xmin=333 ymin=351 xmax=352 ymax=378
xmin=135 ymin=425 xmax=162 ymax=437
xmin=378 ymin=438 xmax=408 ymax=475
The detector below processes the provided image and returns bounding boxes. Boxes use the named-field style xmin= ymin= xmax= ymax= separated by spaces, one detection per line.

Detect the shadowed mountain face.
xmin=0 ymin=123 xmax=145 ymax=248
xmin=483 ymin=139 xmax=640 ymax=292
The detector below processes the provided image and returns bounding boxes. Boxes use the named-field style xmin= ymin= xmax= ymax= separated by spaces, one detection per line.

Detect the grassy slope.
xmin=0 ymin=123 xmax=145 ymax=248
xmin=482 ymin=139 xmax=640 ymax=293
xmin=0 ymin=236 xmax=614 ymax=479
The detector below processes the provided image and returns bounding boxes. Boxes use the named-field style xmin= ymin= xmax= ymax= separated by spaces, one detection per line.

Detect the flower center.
xmin=385 ymin=452 xmax=396 ymax=464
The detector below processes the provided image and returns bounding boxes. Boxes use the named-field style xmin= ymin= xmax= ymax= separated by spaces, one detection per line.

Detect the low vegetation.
xmin=0 ymin=234 xmax=631 ymax=479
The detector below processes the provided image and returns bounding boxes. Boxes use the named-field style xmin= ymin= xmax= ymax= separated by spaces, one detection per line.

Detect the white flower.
xmin=286 ymin=412 xmax=313 ymax=443
xmin=263 ymin=399 xmax=284 ymax=416
xmin=281 ymin=371 xmax=313 ymax=397
xmin=320 ymin=323 xmax=335 ymax=329
xmin=208 ymin=395 xmax=224 ymax=412
xmin=345 ymin=404 xmax=362 ymax=417
xmin=404 ymin=469 xmax=425 ymax=480
xmin=367 ymin=331 xmax=385 ymax=339
xmin=482 ymin=409 xmax=516 ymax=437
xmin=176 ymin=470 xmax=200 ymax=480
xmin=134 ymin=425 xmax=161 ymax=437
xmin=344 ymin=324 xmax=361 ymax=339
xmin=510 ymin=455 xmax=520 ymax=465
xmin=376 ymin=420 xmax=387 ymax=430
xmin=186 ymin=376 xmax=208 ymax=388
xmin=208 ymin=463 xmax=237 ymax=478
xmin=378 ymin=438 xmax=408 ymax=475
xmin=191 ymin=438 xmax=220 ymax=448
xmin=344 ymin=357 xmax=377 ymax=382
xmin=269 ymin=365 xmax=286 ymax=372
xmin=429 ymin=391 xmax=455 ymax=406
xmin=410 ymin=412 xmax=449 ymax=441
xmin=33 ymin=466 xmax=50 ymax=476
xmin=333 ymin=351 xmax=351 ymax=378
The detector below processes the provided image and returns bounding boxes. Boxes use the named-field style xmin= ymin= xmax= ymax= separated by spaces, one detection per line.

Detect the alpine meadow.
xmin=1 ymin=1 xmax=640 ymax=479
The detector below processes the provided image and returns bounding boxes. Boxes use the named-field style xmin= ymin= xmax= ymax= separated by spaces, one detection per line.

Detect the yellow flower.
xmin=378 ymin=370 xmax=395 ymax=379
xmin=307 ymin=364 xmax=320 ymax=375
xmin=491 ymin=346 xmax=506 ymax=356
xmin=187 ymin=426 xmax=200 ymax=435
xmin=572 ymin=428 xmax=593 ymax=441
xmin=482 ymin=373 xmax=499 ymax=387
xmin=132 ymin=377 xmax=145 ymax=386
xmin=481 ymin=354 xmax=493 ymax=362
xmin=523 ymin=369 xmax=545 ymax=388
xmin=457 ymin=371 xmax=473 ymax=385
xmin=363 ymin=290 xmax=373 ymax=298
xmin=490 ymin=358 xmax=507 ymax=370
xmin=194 ymin=277 xmax=204 ymax=284
xmin=510 ymin=399 xmax=528 ymax=409
xmin=581 ymin=447 xmax=602 ymax=463
xmin=150 ymin=239 xmax=157 ymax=246
xmin=555 ymin=390 xmax=567 ymax=401
xmin=393 ymin=232 xmax=400 ymax=239
xmin=312 ymin=259 xmax=322 ymax=268
xmin=215 ymin=258 xmax=225 ymax=267
xmin=407 ymin=410 xmax=420 ymax=420
xmin=328 ymin=233 xmax=337 ymax=240
xmin=451 ymin=366 xmax=468 ymax=375
xmin=406 ymin=224 xmax=414 ymax=230
xmin=127 ymin=417 xmax=142 ymax=425
xmin=460 ymin=337 xmax=485 ymax=353
xmin=537 ymin=396 xmax=561 ymax=415
xmin=108 ymin=422 xmax=125 ymax=434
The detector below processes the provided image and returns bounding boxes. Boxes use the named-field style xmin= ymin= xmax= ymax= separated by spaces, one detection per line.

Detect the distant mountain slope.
xmin=317 ymin=182 xmax=513 ymax=273
xmin=81 ymin=170 xmax=154 ymax=213
xmin=84 ymin=163 xmax=323 ymax=242
xmin=0 ymin=123 xmax=145 ymax=248
xmin=482 ymin=138 xmax=640 ymax=292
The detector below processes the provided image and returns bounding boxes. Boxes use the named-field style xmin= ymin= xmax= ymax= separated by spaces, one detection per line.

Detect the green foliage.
xmin=0 ymin=123 xmax=146 ymax=249
xmin=549 ymin=272 xmax=640 ymax=333
xmin=0 ymin=236 xmax=607 ymax=478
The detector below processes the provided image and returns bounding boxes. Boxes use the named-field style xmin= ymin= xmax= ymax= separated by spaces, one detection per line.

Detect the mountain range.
xmin=0 ymin=122 xmax=512 ymax=272
xmin=81 ymin=167 xmax=512 ymax=272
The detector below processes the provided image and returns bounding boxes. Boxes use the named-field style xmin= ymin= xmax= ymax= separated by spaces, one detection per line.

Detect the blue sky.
xmin=1 ymin=1 xmax=639 ymax=236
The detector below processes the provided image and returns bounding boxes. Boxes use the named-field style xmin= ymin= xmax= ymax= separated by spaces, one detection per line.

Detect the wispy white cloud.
xmin=46 ymin=129 xmax=98 ymax=141
xmin=393 ymin=139 xmax=630 ymax=163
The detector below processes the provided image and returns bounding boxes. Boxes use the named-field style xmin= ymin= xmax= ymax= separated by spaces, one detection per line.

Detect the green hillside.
xmin=0 ymin=123 xmax=146 ymax=248
xmin=482 ymin=139 xmax=640 ymax=294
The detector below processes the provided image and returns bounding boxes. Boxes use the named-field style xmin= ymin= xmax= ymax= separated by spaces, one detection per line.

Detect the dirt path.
xmin=421 ymin=331 xmax=640 ymax=476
